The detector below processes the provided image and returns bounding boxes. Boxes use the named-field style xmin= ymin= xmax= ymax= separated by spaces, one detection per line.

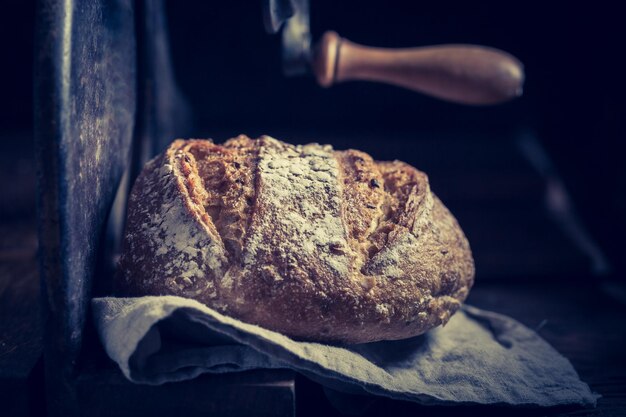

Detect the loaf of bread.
xmin=116 ymin=135 xmax=474 ymax=343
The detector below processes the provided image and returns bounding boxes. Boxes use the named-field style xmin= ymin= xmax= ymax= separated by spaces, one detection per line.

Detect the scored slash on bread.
xmin=116 ymin=135 xmax=474 ymax=344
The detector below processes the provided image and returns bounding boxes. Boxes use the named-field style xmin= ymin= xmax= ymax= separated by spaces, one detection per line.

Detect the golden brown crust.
xmin=116 ymin=135 xmax=475 ymax=343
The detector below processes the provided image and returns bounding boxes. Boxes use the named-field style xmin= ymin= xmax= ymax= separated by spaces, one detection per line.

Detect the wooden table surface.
xmin=1 ymin=132 xmax=625 ymax=416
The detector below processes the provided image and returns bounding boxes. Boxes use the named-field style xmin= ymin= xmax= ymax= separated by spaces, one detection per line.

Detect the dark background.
xmin=1 ymin=2 xmax=626 ymax=415
xmin=1 ymin=0 xmax=624 ymax=275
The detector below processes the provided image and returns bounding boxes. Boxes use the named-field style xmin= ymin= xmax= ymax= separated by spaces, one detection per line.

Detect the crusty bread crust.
xmin=116 ymin=136 xmax=474 ymax=343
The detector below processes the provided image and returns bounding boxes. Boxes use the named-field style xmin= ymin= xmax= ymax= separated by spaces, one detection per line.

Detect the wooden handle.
xmin=312 ymin=31 xmax=524 ymax=105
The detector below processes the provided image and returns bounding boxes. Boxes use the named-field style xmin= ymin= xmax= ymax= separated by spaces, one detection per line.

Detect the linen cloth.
xmin=92 ymin=296 xmax=598 ymax=407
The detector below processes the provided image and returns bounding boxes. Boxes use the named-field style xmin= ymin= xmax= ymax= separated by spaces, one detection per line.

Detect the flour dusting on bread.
xmin=243 ymin=137 xmax=351 ymax=281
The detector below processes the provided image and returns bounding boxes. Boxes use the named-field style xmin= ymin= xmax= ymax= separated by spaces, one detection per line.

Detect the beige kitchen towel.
xmin=92 ymin=296 xmax=598 ymax=407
